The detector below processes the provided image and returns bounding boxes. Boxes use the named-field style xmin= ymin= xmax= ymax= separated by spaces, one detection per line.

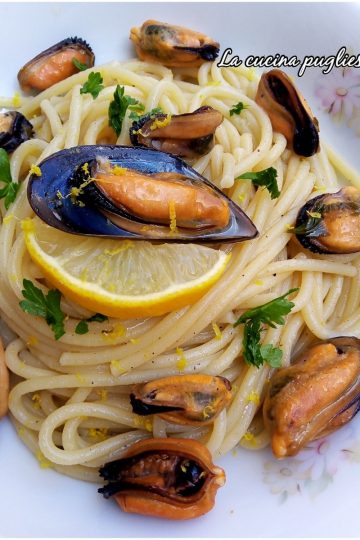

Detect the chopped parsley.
xmin=19 ymin=279 xmax=65 ymax=340
xmin=229 ymin=101 xmax=248 ymax=116
xmin=0 ymin=149 xmax=20 ymax=209
xmin=80 ymin=72 xmax=104 ymax=99
xmin=237 ymin=167 xmax=280 ymax=199
xmin=234 ymin=288 xmax=299 ymax=368
xmin=108 ymin=85 xmax=144 ymax=136
xmin=72 ymin=58 xmax=88 ymax=71
xmin=129 ymin=106 xmax=163 ymax=123
xmin=75 ymin=313 xmax=109 ymax=335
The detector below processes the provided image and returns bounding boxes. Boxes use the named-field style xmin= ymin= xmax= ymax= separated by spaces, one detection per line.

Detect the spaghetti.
xmin=1 ymin=59 xmax=359 ymax=482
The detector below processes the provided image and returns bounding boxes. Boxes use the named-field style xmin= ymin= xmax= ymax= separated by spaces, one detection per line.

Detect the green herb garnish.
xmin=237 ymin=167 xmax=280 ymax=199
xmin=234 ymin=288 xmax=299 ymax=368
xmin=230 ymin=102 xmax=248 ymax=116
xmin=80 ymin=72 xmax=104 ymax=99
xmin=75 ymin=313 xmax=109 ymax=335
xmin=72 ymin=58 xmax=88 ymax=71
xmin=109 ymin=85 xmax=144 ymax=136
xmin=19 ymin=279 xmax=65 ymax=340
xmin=129 ymin=106 xmax=163 ymax=123
xmin=0 ymin=149 xmax=20 ymax=209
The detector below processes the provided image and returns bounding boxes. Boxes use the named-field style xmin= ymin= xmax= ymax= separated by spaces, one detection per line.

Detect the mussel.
xmin=28 ymin=145 xmax=258 ymax=243
xmin=263 ymin=337 xmax=360 ymax=458
xmin=130 ymin=20 xmax=219 ymax=68
xmin=130 ymin=374 xmax=232 ymax=425
xmin=295 ymin=186 xmax=360 ymax=254
xmin=255 ymin=69 xmax=319 ymax=157
xmin=0 ymin=111 xmax=33 ymax=153
xmin=98 ymin=438 xmax=225 ymax=519
xmin=130 ymin=106 xmax=223 ymax=158
xmin=18 ymin=37 xmax=95 ymax=93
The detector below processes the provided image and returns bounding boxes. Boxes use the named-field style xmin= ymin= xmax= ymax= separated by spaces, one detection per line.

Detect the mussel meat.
xmin=255 ymin=69 xmax=319 ymax=157
xmin=28 ymin=145 xmax=258 ymax=243
xmin=130 ymin=374 xmax=232 ymax=425
xmin=98 ymin=438 xmax=226 ymax=519
xmin=295 ymin=186 xmax=360 ymax=254
xmin=129 ymin=106 xmax=223 ymax=158
xmin=263 ymin=337 xmax=360 ymax=458
xmin=130 ymin=20 xmax=220 ymax=68
xmin=0 ymin=111 xmax=33 ymax=153
xmin=18 ymin=37 xmax=95 ymax=93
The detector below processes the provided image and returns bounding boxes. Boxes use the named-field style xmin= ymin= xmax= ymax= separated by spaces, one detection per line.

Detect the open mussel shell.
xmin=28 ymin=145 xmax=258 ymax=243
xmin=129 ymin=106 xmax=223 ymax=158
xmin=295 ymin=187 xmax=360 ymax=254
xmin=255 ymin=69 xmax=319 ymax=157
xmin=18 ymin=37 xmax=95 ymax=93
xmin=0 ymin=111 xmax=33 ymax=152
xmin=130 ymin=20 xmax=219 ymax=68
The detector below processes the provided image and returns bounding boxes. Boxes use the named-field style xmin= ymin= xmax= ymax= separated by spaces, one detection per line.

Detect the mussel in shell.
xmin=98 ymin=437 xmax=226 ymax=519
xmin=130 ymin=106 xmax=223 ymax=158
xmin=263 ymin=337 xmax=360 ymax=458
xmin=18 ymin=37 xmax=95 ymax=93
xmin=0 ymin=111 xmax=33 ymax=153
xmin=27 ymin=145 xmax=258 ymax=243
xmin=295 ymin=186 xmax=360 ymax=254
xmin=130 ymin=20 xmax=219 ymax=68
xmin=130 ymin=374 xmax=232 ymax=425
xmin=255 ymin=69 xmax=319 ymax=157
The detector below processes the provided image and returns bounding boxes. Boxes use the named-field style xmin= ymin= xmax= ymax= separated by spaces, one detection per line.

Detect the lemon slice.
xmin=22 ymin=218 xmax=230 ymax=318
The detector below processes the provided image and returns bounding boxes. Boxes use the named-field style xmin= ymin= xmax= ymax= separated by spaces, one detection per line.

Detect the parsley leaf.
xmin=234 ymin=288 xmax=299 ymax=368
xmin=0 ymin=149 xmax=20 ymax=209
xmin=72 ymin=58 xmax=88 ymax=71
xmin=237 ymin=167 xmax=280 ymax=199
xmin=129 ymin=106 xmax=163 ymax=123
xmin=108 ymin=85 xmax=144 ymax=136
xmin=80 ymin=72 xmax=104 ymax=99
xmin=75 ymin=313 xmax=109 ymax=335
xmin=230 ymin=102 xmax=248 ymax=116
xmin=19 ymin=279 xmax=65 ymax=340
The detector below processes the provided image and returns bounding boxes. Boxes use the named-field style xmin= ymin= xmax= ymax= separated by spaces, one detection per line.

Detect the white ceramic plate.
xmin=1 ymin=2 xmax=360 ymax=537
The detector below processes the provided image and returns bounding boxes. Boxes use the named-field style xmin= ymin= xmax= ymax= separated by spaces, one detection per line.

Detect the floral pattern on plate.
xmin=315 ymin=61 xmax=360 ymax=136
xmin=263 ymin=417 xmax=360 ymax=503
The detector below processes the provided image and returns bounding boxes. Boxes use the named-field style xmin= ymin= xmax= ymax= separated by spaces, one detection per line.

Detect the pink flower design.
xmin=315 ymin=68 xmax=360 ymax=119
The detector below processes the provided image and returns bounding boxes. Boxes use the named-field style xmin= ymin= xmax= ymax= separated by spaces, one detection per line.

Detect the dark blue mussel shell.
xmin=28 ymin=145 xmax=258 ymax=243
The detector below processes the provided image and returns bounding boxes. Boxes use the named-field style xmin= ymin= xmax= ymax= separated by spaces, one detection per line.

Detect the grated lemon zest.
xmin=81 ymin=162 xmax=89 ymax=174
xmin=169 ymin=200 xmax=177 ymax=233
xmin=20 ymin=218 xmax=35 ymax=233
xmin=17 ymin=427 xmax=25 ymax=437
xmin=150 ymin=114 xmax=171 ymax=130
xmin=144 ymin=418 xmax=153 ymax=432
xmin=27 ymin=335 xmax=38 ymax=347
xmin=130 ymin=338 xmax=139 ymax=344
xmin=30 ymin=164 xmax=42 ymax=177
xmin=75 ymin=373 xmax=86 ymax=384
xmin=237 ymin=194 xmax=245 ymax=203
xmin=307 ymin=211 xmax=322 ymax=219
xmin=231 ymin=448 xmax=238 ymax=456
xmin=202 ymin=404 xmax=215 ymax=419
xmin=12 ymin=92 xmax=22 ymax=107
xmin=176 ymin=347 xmax=187 ymax=370
xmin=212 ymin=322 xmax=222 ymax=340
xmin=247 ymin=390 xmax=260 ymax=406
xmin=243 ymin=431 xmax=257 ymax=446
xmin=112 ymin=165 xmax=127 ymax=176
xmin=19 ymin=360 xmax=26 ymax=369
xmin=88 ymin=427 xmax=108 ymax=441
xmin=286 ymin=224 xmax=294 ymax=231
xmin=97 ymin=389 xmax=108 ymax=402
xmin=3 ymin=214 xmax=15 ymax=224
xmin=56 ymin=190 xmax=64 ymax=200
xmin=110 ymin=359 xmax=126 ymax=374
xmin=207 ymin=80 xmax=221 ymax=86
xmin=254 ymin=279 xmax=263 ymax=286
xmin=36 ymin=450 xmax=53 ymax=469
xmin=102 ymin=324 xmax=126 ymax=341
xmin=31 ymin=393 xmax=42 ymax=409
xmin=314 ymin=184 xmax=326 ymax=192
